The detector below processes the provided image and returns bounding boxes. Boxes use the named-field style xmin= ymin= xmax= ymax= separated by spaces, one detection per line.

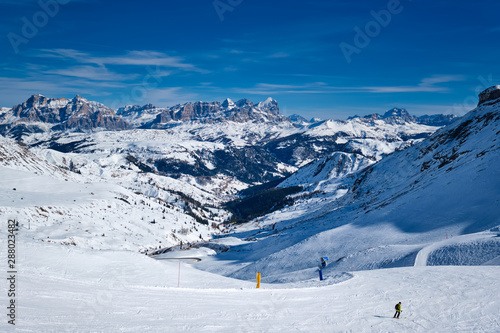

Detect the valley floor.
xmin=1 ymin=238 xmax=499 ymax=333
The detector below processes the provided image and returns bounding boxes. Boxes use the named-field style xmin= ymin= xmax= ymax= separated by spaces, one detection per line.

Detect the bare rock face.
xmin=142 ymin=97 xmax=288 ymax=128
xmin=7 ymin=95 xmax=130 ymax=131
xmin=478 ymin=86 xmax=500 ymax=106
xmin=11 ymin=94 xmax=69 ymax=123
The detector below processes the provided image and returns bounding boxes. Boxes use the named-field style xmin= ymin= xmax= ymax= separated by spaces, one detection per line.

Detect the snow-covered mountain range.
xmin=1 ymin=88 xmax=497 ymax=261
xmin=349 ymin=107 xmax=457 ymax=126
xmin=0 ymin=94 xmax=129 ymax=135
xmin=117 ymin=97 xmax=287 ymax=128
xmin=0 ymin=95 xmax=454 ymax=199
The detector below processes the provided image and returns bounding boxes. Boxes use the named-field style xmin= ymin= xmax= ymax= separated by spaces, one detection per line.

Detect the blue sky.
xmin=1 ymin=0 xmax=499 ymax=119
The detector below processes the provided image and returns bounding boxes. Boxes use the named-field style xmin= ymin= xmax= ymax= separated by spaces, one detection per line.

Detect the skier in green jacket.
xmin=394 ymin=302 xmax=402 ymax=319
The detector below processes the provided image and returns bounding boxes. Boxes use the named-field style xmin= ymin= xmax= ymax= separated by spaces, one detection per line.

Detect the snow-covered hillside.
xmin=0 ymin=239 xmax=499 ymax=332
xmin=0 ymin=137 xmax=219 ymax=253
xmin=201 ymin=86 xmax=500 ymax=281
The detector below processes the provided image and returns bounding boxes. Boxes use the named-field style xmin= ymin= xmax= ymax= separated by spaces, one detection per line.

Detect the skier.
xmin=318 ymin=257 xmax=328 ymax=281
xmin=394 ymin=302 xmax=402 ymax=319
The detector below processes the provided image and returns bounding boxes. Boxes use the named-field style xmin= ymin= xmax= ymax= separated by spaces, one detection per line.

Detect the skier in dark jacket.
xmin=394 ymin=302 xmax=402 ymax=319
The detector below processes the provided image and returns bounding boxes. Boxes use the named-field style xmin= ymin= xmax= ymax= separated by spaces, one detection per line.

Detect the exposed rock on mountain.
xmin=478 ymin=85 xmax=500 ymax=106
xmin=137 ymin=97 xmax=288 ymax=128
xmin=349 ymin=107 xmax=457 ymax=127
xmin=288 ymin=114 xmax=310 ymax=125
xmin=416 ymin=114 xmax=458 ymax=127
xmin=1 ymin=95 xmax=130 ymax=135
xmin=116 ymin=97 xmax=287 ymax=129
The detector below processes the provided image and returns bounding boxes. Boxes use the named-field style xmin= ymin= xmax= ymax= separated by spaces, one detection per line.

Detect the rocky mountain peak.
xmin=383 ymin=107 xmax=410 ymax=118
xmin=382 ymin=108 xmax=415 ymax=124
xmin=257 ymin=97 xmax=279 ymax=113
xmin=23 ymin=94 xmax=53 ymax=110
xmin=348 ymin=108 xmax=456 ymax=127
xmin=3 ymin=95 xmax=130 ymax=134
xmin=478 ymin=85 xmax=500 ymax=106
xmin=222 ymin=98 xmax=236 ymax=110
xmin=235 ymin=98 xmax=254 ymax=108
xmin=288 ymin=114 xmax=309 ymax=124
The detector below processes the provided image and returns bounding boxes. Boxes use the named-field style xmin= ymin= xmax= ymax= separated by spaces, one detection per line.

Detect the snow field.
xmin=0 ymin=167 xmax=215 ymax=252
xmin=1 ymin=239 xmax=499 ymax=332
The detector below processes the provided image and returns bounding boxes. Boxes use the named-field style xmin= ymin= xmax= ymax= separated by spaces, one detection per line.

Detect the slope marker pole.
xmin=178 ymin=261 xmax=181 ymax=288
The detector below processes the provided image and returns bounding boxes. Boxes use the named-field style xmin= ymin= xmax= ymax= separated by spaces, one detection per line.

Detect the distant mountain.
xmin=1 ymin=95 xmax=455 ymax=137
xmin=116 ymin=103 xmax=161 ymax=128
xmin=0 ymin=95 xmax=449 ymax=197
xmin=415 ymin=114 xmax=458 ymax=126
xmin=0 ymin=94 xmax=129 ymax=137
xmin=287 ymin=114 xmax=323 ymax=125
xmin=349 ymin=107 xmax=457 ymax=126
xmin=118 ymin=97 xmax=288 ymax=129
xmin=288 ymin=114 xmax=309 ymax=125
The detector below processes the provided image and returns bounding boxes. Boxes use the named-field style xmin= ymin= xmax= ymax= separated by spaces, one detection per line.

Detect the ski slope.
xmin=1 ymin=89 xmax=499 ymax=332
xmin=1 ymin=240 xmax=499 ymax=332
xmin=414 ymin=230 xmax=500 ymax=267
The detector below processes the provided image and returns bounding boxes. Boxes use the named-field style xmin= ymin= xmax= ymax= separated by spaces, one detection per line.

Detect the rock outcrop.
xmin=478 ymin=85 xmax=500 ymax=106
xmin=3 ymin=95 xmax=130 ymax=133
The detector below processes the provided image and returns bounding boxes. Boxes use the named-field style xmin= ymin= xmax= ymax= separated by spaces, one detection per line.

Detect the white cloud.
xmin=140 ymin=87 xmax=198 ymax=108
xmin=366 ymin=75 xmax=465 ymax=93
xmin=234 ymin=75 xmax=466 ymax=95
xmin=267 ymin=52 xmax=290 ymax=59
xmin=36 ymin=49 xmax=208 ymax=73
xmin=233 ymin=82 xmax=333 ymax=95
xmin=0 ymin=76 xmax=114 ymax=107
xmin=43 ymin=65 xmax=139 ymax=81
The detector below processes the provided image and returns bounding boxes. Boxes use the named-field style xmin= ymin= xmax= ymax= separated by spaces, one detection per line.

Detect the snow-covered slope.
xmin=0 ymin=137 xmax=218 ymax=253
xmin=201 ymin=86 xmax=500 ymax=280
xmin=0 ymin=239 xmax=499 ymax=332
xmin=342 ymin=90 xmax=500 ymax=234
xmin=0 ymin=135 xmax=70 ymax=178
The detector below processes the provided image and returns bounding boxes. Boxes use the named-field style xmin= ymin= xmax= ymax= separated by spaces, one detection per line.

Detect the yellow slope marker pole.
xmin=256 ymin=272 xmax=261 ymax=289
